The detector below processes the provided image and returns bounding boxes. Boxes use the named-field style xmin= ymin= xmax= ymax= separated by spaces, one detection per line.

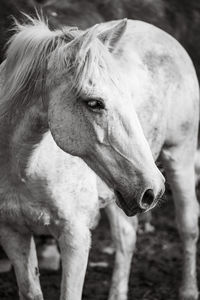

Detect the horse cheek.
xmin=48 ymin=100 xmax=89 ymax=157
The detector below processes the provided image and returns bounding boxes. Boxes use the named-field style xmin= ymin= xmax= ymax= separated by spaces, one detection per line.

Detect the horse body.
xmin=99 ymin=20 xmax=199 ymax=158
xmin=0 ymin=18 xmax=198 ymax=300
xmin=0 ymin=125 xmax=100 ymax=300
xmin=98 ymin=20 xmax=200 ymax=300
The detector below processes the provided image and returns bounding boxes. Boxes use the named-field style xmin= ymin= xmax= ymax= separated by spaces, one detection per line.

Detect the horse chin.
xmin=114 ymin=190 xmax=143 ymax=216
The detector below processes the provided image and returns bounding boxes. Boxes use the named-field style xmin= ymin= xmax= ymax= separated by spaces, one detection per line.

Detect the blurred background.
xmin=0 ymin=1 xmax=200 ymax=299
xmin=1 ymin=0 xmax=200 ymax=79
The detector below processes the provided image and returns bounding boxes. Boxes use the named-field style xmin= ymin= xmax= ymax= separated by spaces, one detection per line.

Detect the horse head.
xmin=2 ymin=17 xmax=165 ymax=216
xmin=47 ymin=20 xmax=165 ymax=216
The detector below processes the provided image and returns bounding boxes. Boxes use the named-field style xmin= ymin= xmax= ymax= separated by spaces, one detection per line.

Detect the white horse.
xmin=0 ymin=16 xmax=198 ymax=300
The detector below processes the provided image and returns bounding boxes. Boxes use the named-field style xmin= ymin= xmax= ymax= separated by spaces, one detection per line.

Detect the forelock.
xmin=58 ymin=28 xmax=118 ymax=96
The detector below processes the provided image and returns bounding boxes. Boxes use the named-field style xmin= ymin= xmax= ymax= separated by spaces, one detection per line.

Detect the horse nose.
xmin=139 ymin=189 xmax=155 ymax=210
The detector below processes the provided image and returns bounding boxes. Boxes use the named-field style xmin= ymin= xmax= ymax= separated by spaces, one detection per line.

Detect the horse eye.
xmin=87 ymin=99 xmax=105 ymax=110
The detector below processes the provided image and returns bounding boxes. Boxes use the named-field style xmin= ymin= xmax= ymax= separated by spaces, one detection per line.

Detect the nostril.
xmin=140 ymin=189 xmax=154 ymax=209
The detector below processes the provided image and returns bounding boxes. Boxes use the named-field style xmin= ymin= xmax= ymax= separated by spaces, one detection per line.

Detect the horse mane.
xmin=0 ymin=15 xmax=79 ymax=117
xmin=0 ymin=15 xmax=116 ymax=118
xmin=61 ymin=24 xmax=119 ymax=96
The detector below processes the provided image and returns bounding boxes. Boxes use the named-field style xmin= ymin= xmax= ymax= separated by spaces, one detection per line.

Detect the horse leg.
xmin=0 ymin=225 xmax=43 ymax=300
xmin=105 ymin=203 xmax=138 ymax=300
xmin=195 ymin=148 xmax=200 ymax=185
xmin=53 ymin=223 xmax=91 ymax=300
xmin=161 ymin=145 xmax=199 ymax=300
xmin=37 ymin=236 xmax=60 ymax=271
xmin=139 ymin=211 xmax=155 ymax=233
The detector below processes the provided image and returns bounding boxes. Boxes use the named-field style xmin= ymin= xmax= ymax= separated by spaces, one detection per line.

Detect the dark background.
xmin=1 ymin=0 xmax=200 ymax=80
xmin=0 ymin=1 xmax=200 ymax=299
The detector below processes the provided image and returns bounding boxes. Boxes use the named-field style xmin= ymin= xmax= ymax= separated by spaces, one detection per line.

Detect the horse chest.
xmin=24 ymin=132 xmax=99 ymax=230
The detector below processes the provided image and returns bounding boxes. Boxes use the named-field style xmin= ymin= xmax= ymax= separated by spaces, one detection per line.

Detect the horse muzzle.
xmin=114 ymin=187 xmax=165 ymax=216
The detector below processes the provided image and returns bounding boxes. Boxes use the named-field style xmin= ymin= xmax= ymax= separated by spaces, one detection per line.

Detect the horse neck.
xmin=0 ymin=102 xmax=48 ymax=183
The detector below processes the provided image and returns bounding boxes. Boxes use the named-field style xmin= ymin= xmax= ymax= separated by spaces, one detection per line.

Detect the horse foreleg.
xmin=162 ymin=146 xmax=199 ymax=300
xmin=195 ymin=148 xmax=200 ymax=185
xmin=105 ymin=203 xmax=138 ymax=300
xmin=54 ymin=223 xmax=91 ymax=300
xmin=0 ymin=224 xmax=43 ymax=300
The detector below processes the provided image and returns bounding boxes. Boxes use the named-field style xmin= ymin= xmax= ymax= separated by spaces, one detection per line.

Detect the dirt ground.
xmin=0 ymin=188 xmax=199 ymax=300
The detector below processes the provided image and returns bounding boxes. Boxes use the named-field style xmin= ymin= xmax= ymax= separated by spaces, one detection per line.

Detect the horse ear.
xmin=98 ymin=19 xmax=127 ymax=52
xmin=69 ymin=26 xmax=97 ymax=52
